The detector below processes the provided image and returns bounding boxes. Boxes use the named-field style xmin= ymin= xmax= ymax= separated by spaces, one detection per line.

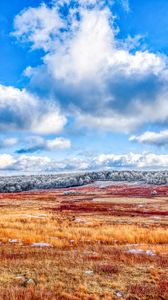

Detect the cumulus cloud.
xmin=16 ymin=137 xmax=71 ymax=154
xmin=13 ymin=3 xmax=64 ymax=51
xmin=32 ymin=109 xmax=66 ymax=135
xmin=130 ymin=129 xmax=168 ymax=146
xmin=46 ymin=137 xmax=71 ymax=150
xmin=39 ymin=152 xmax=168 ymax=170
xmin=0 ymin=84 xmax=66 ymax=134
xmin=44 ymin=8 xmax=164 ymax=82
xmin=13 ymin=1 xmax=168 ymax=133
xmin=95 ymin=153 xmax=168 ymax=169
xmin=0 ymin=152 xmax=168 ymax=172
xmin=0 ymin=154 xmax=51 ymax=171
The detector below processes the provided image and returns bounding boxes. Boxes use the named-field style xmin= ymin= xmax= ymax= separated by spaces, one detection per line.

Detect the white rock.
xmin=128 ymin=249 xmax=145 ymax=255
xmin=146 ymin=250 xmax=155 ymax=256
xmin=31 ymin=242 xmax=52 ymax=247
xmin=9 ymin=239 xmax=18 ymax=244
xmin=116 ymin=291 xmax=123 ymax=297
xmin=127 ymin=249 xmax=155 ymax=256
xmin=84 ymin=270 xmax=93 ymax=275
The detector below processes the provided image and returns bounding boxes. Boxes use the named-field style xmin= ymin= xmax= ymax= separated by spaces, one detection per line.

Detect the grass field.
xmin=0 ymin=184 xmax=167 ymax=299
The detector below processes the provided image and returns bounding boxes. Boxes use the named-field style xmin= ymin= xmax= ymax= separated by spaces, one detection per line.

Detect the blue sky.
xmin=0 ymin=0 xmax=168 ymax=173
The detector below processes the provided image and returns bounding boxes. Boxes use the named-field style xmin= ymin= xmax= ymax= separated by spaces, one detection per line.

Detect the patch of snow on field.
xmin=127 ymin=249 xmax=155 ymax=256
xmin=146 ymin=250 xmax=156 ymax=256
xmin=153 ymin=216 xmax=161 ymax=220
xmin=84 ymin=270 xmax=94 ymax=275
xmin=75 ymin=218 xmax=92 ymax=225
xmin=21 ymin=214 xmax=47 ymax=219
xmin=31 ymin=242 xmax=52 ymax=247
xmin=90 ymin=181 xmax=115 ymax=188
xmin=86 ymin=180 xmax=148 ymax=188
xmin=9 ymin=239 xmax=18 ymax=244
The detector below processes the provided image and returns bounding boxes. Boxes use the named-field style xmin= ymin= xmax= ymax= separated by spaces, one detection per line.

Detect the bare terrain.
xmin=0 ymin=182 xmax=167 ymax=299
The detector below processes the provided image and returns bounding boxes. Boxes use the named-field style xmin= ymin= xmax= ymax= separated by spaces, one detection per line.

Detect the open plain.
xmin=0 ymin=182 xmax=168 ymax=300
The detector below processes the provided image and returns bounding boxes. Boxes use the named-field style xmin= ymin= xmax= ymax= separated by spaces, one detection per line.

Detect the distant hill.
xmin=0 ymin=170 xmax=167 ymax=192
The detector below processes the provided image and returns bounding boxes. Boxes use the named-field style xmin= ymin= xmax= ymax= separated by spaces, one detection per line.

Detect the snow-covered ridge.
xmin=0 ymin=171 xmax=167 ymax=193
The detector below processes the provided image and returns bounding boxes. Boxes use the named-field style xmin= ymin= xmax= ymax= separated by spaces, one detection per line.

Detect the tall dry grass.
xmin=0 ymin=208 xmax=168 ymax=246
xmin=0 ymin=192 xmax=167 ymax=300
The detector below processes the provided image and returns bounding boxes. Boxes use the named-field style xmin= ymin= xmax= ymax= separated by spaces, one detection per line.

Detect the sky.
xmin=0 ymin=0 xmax=168 ymax=173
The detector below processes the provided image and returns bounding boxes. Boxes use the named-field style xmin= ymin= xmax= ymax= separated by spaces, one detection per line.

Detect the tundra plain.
xmin=0 ymin=183 xmax=168 ymax=300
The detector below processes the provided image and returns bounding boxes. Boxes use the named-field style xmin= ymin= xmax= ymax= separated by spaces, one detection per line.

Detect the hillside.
xmin=0 ymin=171 xmax=167 ymax=192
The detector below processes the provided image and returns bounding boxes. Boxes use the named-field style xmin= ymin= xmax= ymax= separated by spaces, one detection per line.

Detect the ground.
xmin=0 ymin=183 xmax=168 ymax=299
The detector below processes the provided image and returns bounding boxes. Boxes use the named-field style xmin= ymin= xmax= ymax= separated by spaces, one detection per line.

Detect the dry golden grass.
xmin=0 ymin=207 xmax=168 ymax=246
xmin=0 ymin=187 xmax=167 ymax=299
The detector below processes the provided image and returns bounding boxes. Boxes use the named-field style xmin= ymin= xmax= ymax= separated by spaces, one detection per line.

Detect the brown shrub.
xmin=95 ymin=263 xmax=119 ymax=274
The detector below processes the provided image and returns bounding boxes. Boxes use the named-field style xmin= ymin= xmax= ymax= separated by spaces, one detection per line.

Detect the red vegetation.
xmin=0 ymin=183 xmax=168 ymax=200
xmin=56 ymin=200 xmax=168 ymax=217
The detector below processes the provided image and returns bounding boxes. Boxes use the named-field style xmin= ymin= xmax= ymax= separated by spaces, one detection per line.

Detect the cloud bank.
xmin=0 ymin=152 xmax=168 ymax=172
xmin=13 ymin=1 xmax=168 ymax=133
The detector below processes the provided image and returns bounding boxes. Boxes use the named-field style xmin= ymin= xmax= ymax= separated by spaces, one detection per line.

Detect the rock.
xmin=18 ymin=275 xmax=37 ymax=287
xmin=9 ymin=239 xmax=18 ymax=244
xmin=26 ymin=278 xmax=36 ymax=286
xmin=115 ymin=291 xmax=123 ymax=298
xmin=127 ymin=249 xmax=155 ymax=256
xmin=84 ymin=270 xmax=93 ymax=275
xmin=31 ymin=242 xmax=52 ymax=247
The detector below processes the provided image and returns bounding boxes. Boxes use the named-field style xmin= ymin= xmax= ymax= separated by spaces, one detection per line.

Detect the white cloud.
xmin=16 ymin=136 xmax=71 ymax=153
xmin=55 ymin=0 xmax=113 ymax=9
xmin=31 ymin=108 xmax=66 ymax=135
xmin=44 ymin=8 xmax=165 ymax=83
xmin=84 ymin=152 xmax=168 ymax=169
xmin=46 ymin=137 xmax=71 ymax=150
xmin=0 ymin=152 xmax=168 ymax=172
xmin=55 ymin=0 xmax=130 ymax=11
xmin=45 ymin=8 xmax=115 ymax=82
xmin=0 ymin=154 xmax=51 ymax=171
xmin=13 ymin=1 xmax=168 ymax=133
xmin=0 ymin=154 xmax=16 ymax=169
xmin=95 ymin=152 xmax=168 ymax=168
xmin=75 ymin=112 xmax=143 ymax=133
xmin=130 ymin=129 xmax=168 ymax=146
xmin=13 ymin=3 xmax=64 ymax=51
xmin=16 ymin=155 xmax=51 ymax=171
xmin=0 ymin=84 xmax=66 ymax=134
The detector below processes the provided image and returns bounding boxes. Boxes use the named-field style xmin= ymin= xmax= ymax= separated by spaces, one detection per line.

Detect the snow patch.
xmin=21 ymin=214 xmax=47 ymax=219
xmin=84 ymin=270 xmax=94 ymax=275
xmin=31 ymin=242 xmax=52 ymax=247
xmin=127 ymin=249 xmax=155 ymax=256
xmin=9 ymin=239 xmax=18 ymax=244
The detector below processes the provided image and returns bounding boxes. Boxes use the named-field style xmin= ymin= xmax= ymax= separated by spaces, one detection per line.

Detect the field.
xmin=0 ymin=183 xmax=168 ymax=300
